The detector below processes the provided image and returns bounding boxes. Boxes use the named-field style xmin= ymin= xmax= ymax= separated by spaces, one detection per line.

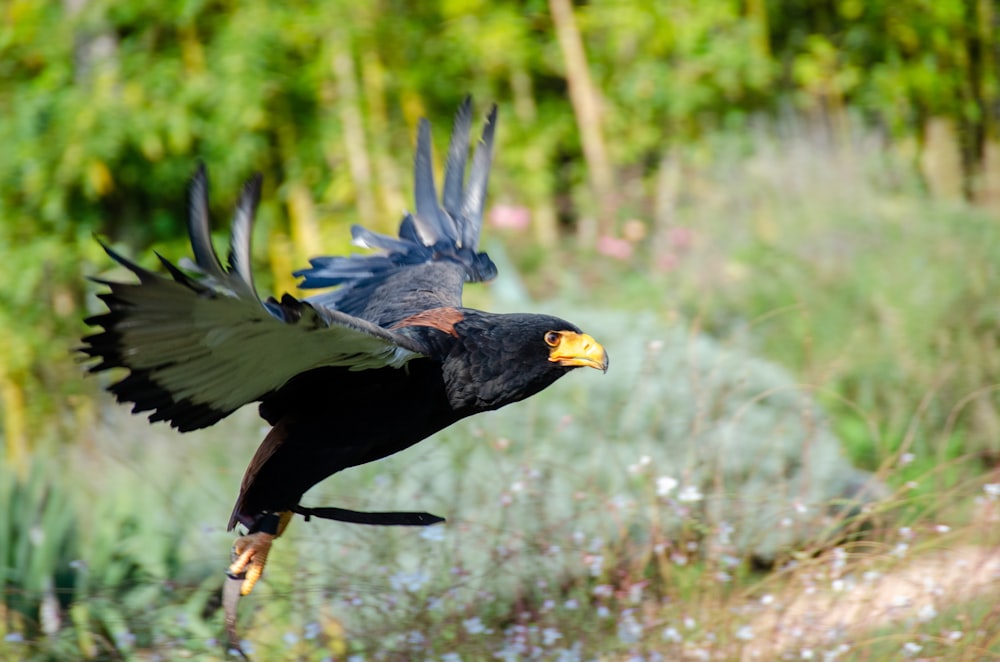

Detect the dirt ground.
xmin=742 ymin=544 xmax=1000 ymax=659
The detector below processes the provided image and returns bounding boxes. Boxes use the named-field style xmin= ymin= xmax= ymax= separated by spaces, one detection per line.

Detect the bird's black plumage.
xmin=81 ymin=100 xmax=608 ymax=537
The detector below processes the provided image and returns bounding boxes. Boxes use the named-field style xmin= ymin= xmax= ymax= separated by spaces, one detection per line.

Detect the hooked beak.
xmin=548 ymin=331 xmax=609 ymax=372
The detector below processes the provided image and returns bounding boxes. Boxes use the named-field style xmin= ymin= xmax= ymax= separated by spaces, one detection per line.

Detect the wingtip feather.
xmin=442 ymin=97 xmax=475 ymax=220
xmin=459 ymin=103 xmax=498 ymax=248
xmin=187 ymin=163 xmax=228 ymax=281
xmin=228 ymin=173 xmax=263 ymax=292
xmin=413 ymin=118 xmax=451 ymax=244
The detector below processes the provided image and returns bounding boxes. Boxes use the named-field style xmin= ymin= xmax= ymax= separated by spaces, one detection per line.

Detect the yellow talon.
xmin=228 ymin=531 xmax=276 ymax=596
xmin=227 ymin=511 xmax=292 ymax=596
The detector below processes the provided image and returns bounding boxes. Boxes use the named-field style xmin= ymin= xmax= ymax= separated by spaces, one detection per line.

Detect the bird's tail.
xmin=293 ymin=98 xmax=498 ymax=305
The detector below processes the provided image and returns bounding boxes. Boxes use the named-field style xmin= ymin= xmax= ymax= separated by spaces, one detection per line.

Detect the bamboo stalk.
xmin=286 ymin=183 xmax=322 ymax=271
xmin=511 ymin=66 xmax=558 ymax=247
xmin=1 ymin=375 xmax=28 ymax=477
xmin=267 ymin=230 xmax=299 ymax=297
xmin=745 ymin=0 xmax=771 ymax=59
xmin=361 ymin=48 xmax=406 ymax=224
xmin=330 ymin=34 xmax=377 ymax=224
xmin=548 ymin=0 xmax=617 ymax=243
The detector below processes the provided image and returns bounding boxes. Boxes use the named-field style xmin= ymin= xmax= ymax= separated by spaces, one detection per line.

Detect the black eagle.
xmin=81 ymin=100 xmax=608 ymax=622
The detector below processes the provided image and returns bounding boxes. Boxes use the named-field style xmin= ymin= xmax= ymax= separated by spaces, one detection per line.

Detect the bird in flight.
xmin=81 ymin=99 xmax=608 ymax=645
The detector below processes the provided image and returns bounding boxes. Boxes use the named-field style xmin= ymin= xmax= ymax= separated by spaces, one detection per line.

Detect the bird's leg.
xmin=227 ymin=511 xmax=292 ymax=596
xmin=223 ymin=512 xmax=292 ymax=656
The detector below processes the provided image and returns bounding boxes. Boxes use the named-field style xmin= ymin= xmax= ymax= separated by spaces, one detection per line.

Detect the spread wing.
xmin=295 ymin=98 xmax=499 ymax=326
xmin=81 ymin=168 xmax=427 ymax=432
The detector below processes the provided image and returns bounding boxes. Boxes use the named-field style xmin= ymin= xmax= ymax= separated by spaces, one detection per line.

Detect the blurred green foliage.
xmin=2 ymin=0 xmax=998 ymax=453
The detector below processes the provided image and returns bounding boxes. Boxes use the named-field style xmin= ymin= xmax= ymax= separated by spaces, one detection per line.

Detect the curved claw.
xmin=228 ymin=531 xmax=276 ymax=596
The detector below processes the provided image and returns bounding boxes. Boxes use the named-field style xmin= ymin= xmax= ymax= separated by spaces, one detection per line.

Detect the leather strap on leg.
xmin=292 ymin=504 xmax=445 ymax=526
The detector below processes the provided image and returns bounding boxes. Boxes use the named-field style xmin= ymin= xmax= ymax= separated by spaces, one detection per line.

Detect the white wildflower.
xmin=554 ymin=645 xmax=582 ymax=662
xmin=628 ymin=455 xmax=652 ymax=474
xmin=617 ymin=609 xmax=643 ymax=644
xmin=656 ymin=476 xmax=678 ymax=496
xmin=610 ymin=494 xmax=632 ymax=510
xmin=678 ymin=485 xmax=703 ymax=502
xmin=389 ymin=570 xmax=429 ymax=593
xmin=662 ymin=627 xmax=682 ymax=642
xmin=495 ymin=647 xmax=519 ymax=662
xmin=891 ymin=595 xmax=911 ymax=608
xmin=463 ymin=617 xmax=486 ymax=635
xmin=420 ymin=526 xmax=446 ymax=541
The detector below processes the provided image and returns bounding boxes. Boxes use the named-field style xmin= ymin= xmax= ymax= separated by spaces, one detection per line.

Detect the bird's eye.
xmin=544 ymin=331 xmax=561 ymax=347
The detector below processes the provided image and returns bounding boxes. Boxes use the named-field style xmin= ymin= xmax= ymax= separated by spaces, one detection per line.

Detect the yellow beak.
xmin=548 ymin=331 xmax=609 ymax=372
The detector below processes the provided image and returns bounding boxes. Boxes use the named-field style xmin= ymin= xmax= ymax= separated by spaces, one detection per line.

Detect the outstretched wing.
xmin=295 ymin=98 xmax=499 ymax=326
xmin=81 ymin=167 xmax=426 ymax=432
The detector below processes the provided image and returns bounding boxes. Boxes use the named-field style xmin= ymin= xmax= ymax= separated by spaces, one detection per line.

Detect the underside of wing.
xmin=295 ymin=98 xmax=499 ymax=326
xmin=81 ymin=168 xmax=426 ymax=432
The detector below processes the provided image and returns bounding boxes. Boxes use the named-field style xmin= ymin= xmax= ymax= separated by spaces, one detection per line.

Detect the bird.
xmin=80 ymin=99 xmax=608 ymax=643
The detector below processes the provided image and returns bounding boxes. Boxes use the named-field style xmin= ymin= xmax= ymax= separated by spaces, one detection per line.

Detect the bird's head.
xmin=495 ymin=313 xmax=608 ymax=373
xmin=541 ymin=326 xmax=609 ymax=373
xmin=446 ymin=312 xmax=608 ymax=412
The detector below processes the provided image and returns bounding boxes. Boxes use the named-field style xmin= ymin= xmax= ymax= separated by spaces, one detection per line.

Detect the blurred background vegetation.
xmin=2 ymin=0 xmax=1000 ymax=659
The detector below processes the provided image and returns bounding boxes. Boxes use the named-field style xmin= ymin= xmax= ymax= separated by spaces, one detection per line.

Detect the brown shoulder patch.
xmin=391 ymin=307 xmax=464 ymax=337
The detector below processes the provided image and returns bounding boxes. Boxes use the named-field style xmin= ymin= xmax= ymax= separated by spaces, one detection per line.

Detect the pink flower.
xmin=656 ymin=252 xmax=679 ymax=272
xmin=488 ymin=204 xmax=531 ymax=231
xmin=667 ymin=226 xmax=694 ymax=250
xmin=597 ymin=235 xmax=633 ymax=260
